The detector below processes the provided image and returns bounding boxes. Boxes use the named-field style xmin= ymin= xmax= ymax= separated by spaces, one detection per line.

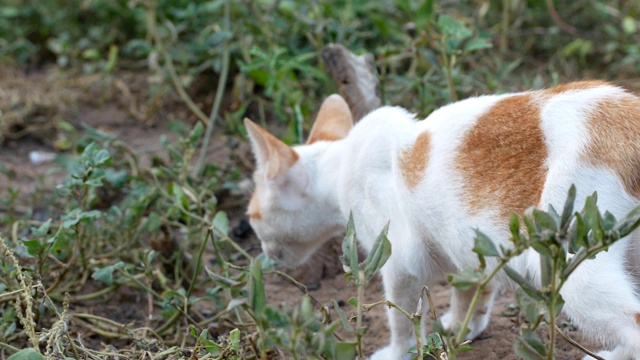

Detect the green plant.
xmin=442 ymin=185 xmax=640 ymax=359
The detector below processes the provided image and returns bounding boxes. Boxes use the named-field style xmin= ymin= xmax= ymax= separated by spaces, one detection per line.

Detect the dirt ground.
xmin=2 ymin=67 xmax=634 ymax=359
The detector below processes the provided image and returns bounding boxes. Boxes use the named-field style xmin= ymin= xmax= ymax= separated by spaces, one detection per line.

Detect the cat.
xmin=244 ymin=80 xmax=640 ymax=360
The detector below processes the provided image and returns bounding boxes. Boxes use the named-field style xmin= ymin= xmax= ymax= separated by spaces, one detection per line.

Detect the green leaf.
xmin=509 ymin=214 xmax=520 ymax=237
xmin=33 ymin=219 xmax=52 ymax=237
xmin=529 ymin=238 xmax=552 ymax=258
xmin=464 ymin=37 xmax=492 ymax=53
xmin=553 ymin=294 xmax=565 ymax=317
xmin=562 ymin=39 xmax=594 ymax=58
xmin=93 ymin=149 xmax=111 ymax=166
xmin=142 ymin=212 xmax=162 ymax=233
xmin=603 ymin=211 xmax=617 ymax=230
xmin=202 ymin=339 xmax=221 ymax=356
xmin=517 ymin=288 xmax=544 ymax=325
xmin=61 ymin=209 xmax=101 ymax=229
xmin=187 ymin=122 xmax=204 ymax=147
xmin=301 ymin=295 xmax=313 ymax=319
xmin=437 ymin=15 xmax=472 ymax=40
xmin=340 ymin=213 xmax=359 ymax=280
xmin=569 ymin=213 xmax=588 ymax=253
xmin=539 ymin=247 xmax=553 ymax=288
xmin=472 ymin=229 xmax=499 ymax=257
xmin=503 ymin=266 xmax=545 ymax=301
xmin=0 ymin=7 xmax=21 ymax=18
xmin=362 ymin=222 xmax=392 ymax=282
xmin=447 ymin=268 xmax=484 ymax=291
xmin=583 ymin=194 xmax=604 ymax=245
xmin=547 ymin=205 xmax=561 ymax=228
xmin=614 ymin=205 xmax=640 ymax=238
xmin=249 ymin=259 xmax=266 ymax=317
xmin=228 ymin=328 xmax=241 ymax=354
xmin=335 ymin=342 xmax=356 ymax=360
xmin=212 ymin=211 xmax=229 ymax=237
xmin=522 ymin=213 xmax=537 ymax=236
xmin=21 ymin=239 xmax=42 ymax=257
xmin=513 ymin=328 xmax=546 ymax=359
xmin=168 ymin=182 xmax=189 ymax=210
xmin=424 ymin=332 xmax=444 ymax=352
xmin=431 ymin=319 xmax=446 ymax=335
xmin=91 ymin=261 xmax=125 ymax=285
xmin=560 ymin=185 xmax=576 ymax=227
xmin=7 ymin=348 xmax=43 ymax=360
xmin=4 ymin=321 xmax=16 ymax=338
xmin=622 ymin=16 xmax=637 ymax=34
xmin=104 ymin=44 xmax=119 ymax=73
xmin=332 ymin=300 xmax=354 ymax=333
xmin=105 ymin=169 xmax=127 ymax=188
xmin=415 ymin=0 xmax=435 ymax=27
xmin=533 ymin=209 xmax=558 ymax=232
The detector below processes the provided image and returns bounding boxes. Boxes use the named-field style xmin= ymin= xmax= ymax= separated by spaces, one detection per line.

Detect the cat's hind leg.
xmin=562 ymin=240 xmax=640 ymax=360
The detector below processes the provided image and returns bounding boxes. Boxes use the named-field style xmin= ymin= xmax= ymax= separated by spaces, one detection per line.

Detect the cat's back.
xmin=403 ymin=81 xmax=640 ymax=220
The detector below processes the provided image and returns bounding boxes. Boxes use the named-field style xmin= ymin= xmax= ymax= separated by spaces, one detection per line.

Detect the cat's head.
xmin=244 ymin=94 xmax=353 ymax=266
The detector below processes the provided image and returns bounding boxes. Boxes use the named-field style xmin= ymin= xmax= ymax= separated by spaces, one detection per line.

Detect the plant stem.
xmin=441 ymin=37 xmax=457 ymax=102
xmin=500 ymin=0 xmax=510 ymax=55
xmin=547 ymin=258 xmax=558 ymax=360
xmin=71 ymin=313 xmax=127 ymax=329
xmin=196 ymin=0 xmax=231 ymax=176
xmin=187 ymin=229 xmax=211 ymax=297
xmin=147 ymin=0 xmax=210 ymax=126
xmin=362 ymin=300 xmax=414 ymax=319
xmin=65 ymin=331 xmax=81 ymax=360
xmin=117 ymin=269 xmax=162 ymax=299
xmin=0 ymin=341 xmax=19 ymax=353
xmin=455 ymin=259 xmax=507 ymax=345
xmin=413 ymin=316 xmax=423 ymax=359
xmin=554 ymin=325 xmax=605 ymax=360
xmin=356 ymin=272 xmax=365 ymax=359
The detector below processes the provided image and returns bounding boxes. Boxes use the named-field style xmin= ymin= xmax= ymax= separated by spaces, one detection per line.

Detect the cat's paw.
xmin=440 ymin=311 xmax=453 ymax=331
xmin=369 ymin=345 xmax=412 ymax=360
xmin=439 ymin=311 xmax=488 ymax=340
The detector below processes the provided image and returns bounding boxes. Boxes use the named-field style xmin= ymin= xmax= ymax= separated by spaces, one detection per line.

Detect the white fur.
xmin=247 ymin=84 xmax=640 ymax=360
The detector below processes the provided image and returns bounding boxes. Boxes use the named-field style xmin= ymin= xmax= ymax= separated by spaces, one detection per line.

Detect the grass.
xmin=1 ymin=0 xmax=640 ymax=359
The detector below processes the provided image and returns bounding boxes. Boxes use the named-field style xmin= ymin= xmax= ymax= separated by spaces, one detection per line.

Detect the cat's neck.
xmin=309 ymin=107 xmax=419 ymax=241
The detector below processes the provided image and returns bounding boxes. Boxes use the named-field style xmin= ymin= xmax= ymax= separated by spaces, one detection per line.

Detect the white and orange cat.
xmin=244 ymin=81 xmax=640 ymax=360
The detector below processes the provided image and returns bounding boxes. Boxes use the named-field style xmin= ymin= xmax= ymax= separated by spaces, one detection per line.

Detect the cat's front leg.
xmin=441 ymin=285 xmax=496 ymax=340
xmin=370 ymin=263 xmax=425 ymax=360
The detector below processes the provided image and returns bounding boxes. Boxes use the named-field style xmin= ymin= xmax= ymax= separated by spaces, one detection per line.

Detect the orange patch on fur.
xmin=583 ymin=95 xmax=640 ymax=197
xmin=247 ymin=192 xmax=261 ymax=220
xmin=457 ymin=94 xmax=548 ymax=217
xmin=399 ymin=131 xmax=431 ymax=189
xmin=635 ymin=313 xmax=640 ymax=325
xmin=546 ymin=80 xmax=610 ymax=94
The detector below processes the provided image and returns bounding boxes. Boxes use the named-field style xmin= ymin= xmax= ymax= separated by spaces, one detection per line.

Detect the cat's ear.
xmin=244 ymin=118 xmax=299 ymax=179
xmin=307 ymin=94 xmax=353 ymax=144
